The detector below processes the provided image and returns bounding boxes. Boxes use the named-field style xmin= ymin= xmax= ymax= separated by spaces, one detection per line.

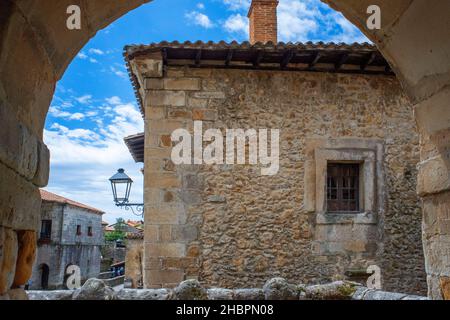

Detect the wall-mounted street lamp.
xmin=109 ymin=168 xmax=144 ymax=217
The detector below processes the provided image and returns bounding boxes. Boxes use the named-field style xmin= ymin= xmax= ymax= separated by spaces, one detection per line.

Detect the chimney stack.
xmin=248 ymin=0 xmax=279 ymax=44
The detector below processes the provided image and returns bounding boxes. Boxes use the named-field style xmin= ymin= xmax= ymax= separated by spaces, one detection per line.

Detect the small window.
xmin=88 ymin=226 xmax=93 ymax=237
xmin=76 ymin=225 xmax=82 ymax=236
xmin=327 ymin=163 xmax=360 ymax=213
xmin=40 ymin=220 xmax=52 ymax=240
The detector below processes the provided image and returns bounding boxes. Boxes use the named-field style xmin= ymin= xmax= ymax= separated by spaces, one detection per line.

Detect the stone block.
xmin=146 ymin=243 xmax=186 ymax=258
xmin=162 ymin=257 xmax=196 ymax=270
xmin=146 ymin=91 xmax=186 ymax=107
xmin=417 ymin=156 xmax=450 ymax=196
xmin=171 ymin=225 xmax=198 ymax=242
xmin=13 ymin=230 xmax=36 ymax=287
xmin=32 ymin=142 xmax=50 ymax=187
xmin=192 ymin=91 xmax=225 ymax=99
xmin=145 ymin=206 xmax=181 ymax=224
xmin=208 ymin=288 xmax=234 ymax=300
xmin=145 ymin=78 xmax=164 ymax=90
xmin=145 ymin=106 xmax=166 ymax=120
xmin=164 ymin=78 xmax=201 ymax=91
xmin=147 ymin=173 xmax=181 ymax=188
xmin=167 ymin=108 xmax=192 ymax=119
xmin=0 ymin=228 xmax=18 ymax=294
xmin=18 ymin=124 xmax=38 ymax=181
xmin=159 ymin=225 xmax=172 ymax=242
xmin=145 ymin=270 xmax=185 ymax=286
xmin=0 ymin=162 xmax=41 ymax=230
xmin=117 ymin=288 xmax=172 ymax=300
xmin=144 ymin=147 xmax=172 ymax=159
xmin=173 ymin=279 xmax=207 ymax=300
xmin=144 ymin=225 xmax=158 ymax=242
xmin=147 ymin=120 xmax=185 ymax=133
xmin=440 ymin=276 xmax=450 ymax=300
xmin=134 ymin=57 xmax=163 ymax=78
xmin=263 ymin=277 xmax=299 ymax=300
xmin=192 ymin=108 xmax=218 ymax=121
xmin=233 ymin=289 xmax=265 ymax=300
xmin=187 ymin=97 xmax=208 ymax=108
xmin=7 ymin=288 xmax=28 ymax=300
xmin=159 ymin=134 xmax=172 ymax=148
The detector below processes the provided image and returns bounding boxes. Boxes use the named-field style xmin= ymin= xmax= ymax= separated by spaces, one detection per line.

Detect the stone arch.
xmin=0 ymin=0 xmax=449 ymax=299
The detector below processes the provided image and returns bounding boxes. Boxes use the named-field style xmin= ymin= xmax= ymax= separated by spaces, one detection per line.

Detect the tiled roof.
xmin=124 ymin=40 xmax=378 ymax=57
xmin=123 ymin=40 xmax=393 ymax=116
xmin=40 ymin=189 xmax=104 ymax=215
xmin=124 ymin=132 xmax=144 ymax=163
xmin=126 ymin=232 xmax=144 ymax=240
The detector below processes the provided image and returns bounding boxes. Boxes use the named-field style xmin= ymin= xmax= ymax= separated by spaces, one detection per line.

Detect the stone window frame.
xmin=304 ymin=138 xmax=385 ymax=225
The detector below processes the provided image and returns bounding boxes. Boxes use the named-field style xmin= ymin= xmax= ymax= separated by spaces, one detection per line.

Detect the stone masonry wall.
xmin=29 ymin=202 xmax=103 ymax=289
xmin=140 ymin=62 xmax=427 ymax=295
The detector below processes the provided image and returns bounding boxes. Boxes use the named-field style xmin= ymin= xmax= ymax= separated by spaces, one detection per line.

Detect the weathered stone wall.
xmin=140 ymin=63 xmax=426 ymax=295
xmin=29 ymin=202 xmax=103 ymax=289
xmin=125 ymin=237 xmax=144 ymax=288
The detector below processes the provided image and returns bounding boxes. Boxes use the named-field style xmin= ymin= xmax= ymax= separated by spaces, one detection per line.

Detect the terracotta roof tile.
xmin=40 ymin=189 xmax=104 ymax=215
xmin=123 ymin=40 xmax=392 ymax=116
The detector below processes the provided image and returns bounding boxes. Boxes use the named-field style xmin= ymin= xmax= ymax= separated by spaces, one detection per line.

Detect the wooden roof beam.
xmin=335 ymin=53 xmax=349 ymax=71
xmin=253 ymin=50 xmax=264 ymax=67
xmin=309 ymin=51 xmax=322 ymax=69
xmin=281 ymin=49 xmax=296 ymax=69
xmin=360 ymin=52 xmax=376 ymax=71
xmin=195 ymin=49 xmax=202 ymax=66
xmin=225 ymin=49 xmax=234 ymax=67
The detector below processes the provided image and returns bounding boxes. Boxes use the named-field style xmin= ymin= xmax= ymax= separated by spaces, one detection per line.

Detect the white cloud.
xmin=185 ymin=11 xmax=215 ymax=28
xmin=110 ymin=66 xmax=128 ymax=79
xmin=89 ymin=58 xmax=98 ymax=64
xmin=76 ymin=95 xmax=92 ymax=104
xmin=223 ymin=0 xmax=251 ymax=11
xmin=86 ymin=111 xmax=99 ymax=117
xmin=89 ymin=48 xmax=105 ymax=55
xmin=77 ymin=52 xmax=88 ymax=59
xmin=45 ymin=100 xmax=143 ymax=166
xmin=221 ymin=0 xmax=369 ymax=43
xmin=44 ymin=98 xmax=145 ymax=223
xmin=277 ymin=0 xmax=320 ymax=42
xmin=49 ymin=106 xmax=72 ymax=118
xmin=224 ymin=14 xmax=248 ymax=35
xmin=197 ymin=3 xmax=205 ymax=9
xmin=50 ymin=123 xmax=99 ymax=141
xmin=69 ymin=112 xmax=85 ymax=121
xmin=106 ymin=96 xmax=122 ymax=105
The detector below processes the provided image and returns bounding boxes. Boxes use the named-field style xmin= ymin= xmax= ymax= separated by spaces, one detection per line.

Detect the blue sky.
xmin=44 ymin=0 xmax=368 ymax=224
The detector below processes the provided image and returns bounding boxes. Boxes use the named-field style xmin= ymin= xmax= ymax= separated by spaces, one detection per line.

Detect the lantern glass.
xmin=109 ymin=168 xmax=133 ymax=204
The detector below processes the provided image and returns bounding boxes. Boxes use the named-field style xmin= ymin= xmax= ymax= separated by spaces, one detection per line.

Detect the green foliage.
xmin=114 ymin=218 xmax=127 ymax=232
xmin=105 ymin=230 xmax=125 ymax=242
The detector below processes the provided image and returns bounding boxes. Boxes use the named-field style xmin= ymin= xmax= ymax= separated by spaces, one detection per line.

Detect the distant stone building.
xmin=29 ymin=190 xmax=104 ymax=290
xmin=123 ymin=0 xmax=426 ymax=294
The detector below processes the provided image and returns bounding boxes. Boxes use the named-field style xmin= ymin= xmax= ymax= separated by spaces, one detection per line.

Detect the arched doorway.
xmin=39 ymin=264 xmax=50 ymax=290
xmin=0 ymin=0 xmax=449 ymax=299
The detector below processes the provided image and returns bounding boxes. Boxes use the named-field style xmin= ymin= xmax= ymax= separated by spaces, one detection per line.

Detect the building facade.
xmin=123 ymin=1 xmax=427 ymax=295
xmin=29 ymin=190 xmax=104 ymax=290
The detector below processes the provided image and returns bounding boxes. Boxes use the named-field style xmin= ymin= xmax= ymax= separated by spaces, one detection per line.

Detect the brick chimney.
xmin=248 ymin=0 xmax=279 ymax=44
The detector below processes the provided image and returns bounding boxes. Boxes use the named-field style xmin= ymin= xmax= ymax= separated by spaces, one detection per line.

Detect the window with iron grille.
xmin=88 ymin=226 xmax=93 ymax=237
xmin=40 ymin=220 xmax=52 ymax=240
xmin=327 ymin=163 xmax=360 ymax=213
xmin=76 ymin=225 xmax=82 ymax=236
